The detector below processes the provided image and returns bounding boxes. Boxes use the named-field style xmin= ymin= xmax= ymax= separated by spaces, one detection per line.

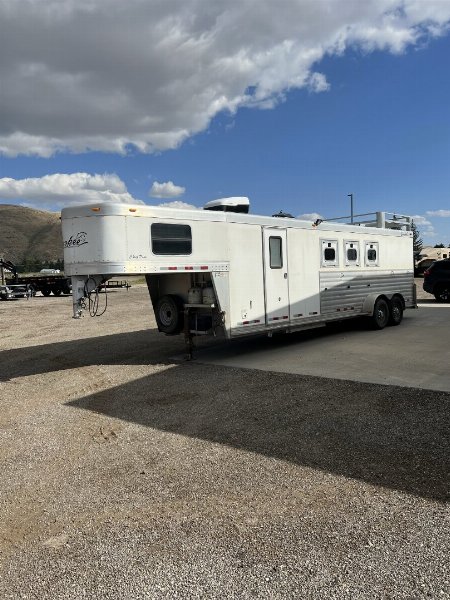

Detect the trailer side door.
xmin=263 ymin=228 xmax=290 ymax=324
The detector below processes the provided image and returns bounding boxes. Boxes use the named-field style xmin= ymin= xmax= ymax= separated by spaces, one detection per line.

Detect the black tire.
xmin=42 ymin=288 xmax=52 ymax=297
xmin=53 ymin=288 xmax=62 ymax=296
xmin=155 ymin=295 xmax=183 ymax=334
xmin=388 ymin=297 xmax=403 ymax=326
xmin=434 ymin=284 xmax=450 ymax=303
xmin=371 ymin=298 xmax=389 ymax=330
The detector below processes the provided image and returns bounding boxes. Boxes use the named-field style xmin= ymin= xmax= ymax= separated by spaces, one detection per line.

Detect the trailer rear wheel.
xmin=53 ymin=288 xmax=62 ymax=296
xmin=389 ymin=297 xmax=403 ymax=325
xmin=155 ymin=295 xmax=183 ymax=334
xmin=42 ymin=288 xmax=52 ymax=297
xmin=371 ymin=298 xmax=389 ymax=330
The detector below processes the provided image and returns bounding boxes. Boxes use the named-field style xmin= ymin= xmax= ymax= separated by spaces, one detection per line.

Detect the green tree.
xmin=434 ymin=243 xmax=445 ymax=248
xmin=411 ymin=220 xmax=423 ymax=254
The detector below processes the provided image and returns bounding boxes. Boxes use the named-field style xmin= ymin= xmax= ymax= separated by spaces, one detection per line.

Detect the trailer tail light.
xmin=423 ymin=269 xmax=430 ymax=277
xmin=91 ymin=207 xmax=101 ymax=212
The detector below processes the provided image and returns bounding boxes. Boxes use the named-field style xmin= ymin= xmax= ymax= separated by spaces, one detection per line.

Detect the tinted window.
xmin=435 ymin=260 xmax=450 ymax=271
xmin=151 ymin=223 xmax=192 ymax=255
xmin=324 ymin=247 xmax=335 ymax=261
xmin=269 ymin=236 xmax=283 ymax=268
xmin=347 ymin=248 xmax=357 ymax=261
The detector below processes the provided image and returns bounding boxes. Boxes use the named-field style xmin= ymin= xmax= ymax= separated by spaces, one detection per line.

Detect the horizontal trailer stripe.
xmin=158 ymin=264 xmax=229 ymax=272
xmin=159 ymin=265 xmax=209 ymax=271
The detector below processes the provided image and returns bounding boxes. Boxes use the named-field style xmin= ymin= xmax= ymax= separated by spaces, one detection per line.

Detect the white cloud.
xmin=307 ymin=73 xmax=330 ymax=93
xmin=1 ymin=1 xmax=450 ymax=157
xmin=156 ymin=201 xmax=198 ymax=210
xmin=426 ymin=209 xmax=450 ymax=217
xmin=149 ymin=181 xmax=186 ymax=199
xmin=411 ymin=214 xmax=438 ymax=241
xmin=0 ymin=173 xmax=141 ymax=209
xmin=297 ymin=212 xmax=324 ymax=221
xmin=411 ymin=214 xmax=432 ymax=226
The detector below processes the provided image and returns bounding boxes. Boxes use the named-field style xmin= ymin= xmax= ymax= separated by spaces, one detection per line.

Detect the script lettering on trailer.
xmin=64 ymin=232 xmax=88 ymax=248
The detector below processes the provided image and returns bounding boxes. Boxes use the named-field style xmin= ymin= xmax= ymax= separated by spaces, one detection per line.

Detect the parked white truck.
xmin=61 ymin=198 xmax=415 ymax=353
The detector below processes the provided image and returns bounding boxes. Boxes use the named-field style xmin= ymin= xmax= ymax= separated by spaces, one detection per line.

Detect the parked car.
xmin=414 ymin=258 xmax=435 ymax=276
xmin=0 ymin=284 xmax=30 ymax=300
xmin=423 ymin=259 xmax=450 ymax=302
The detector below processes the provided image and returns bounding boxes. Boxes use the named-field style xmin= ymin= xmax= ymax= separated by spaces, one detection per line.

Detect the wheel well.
xmin=362 ymin=293 xmax=390 ymax=315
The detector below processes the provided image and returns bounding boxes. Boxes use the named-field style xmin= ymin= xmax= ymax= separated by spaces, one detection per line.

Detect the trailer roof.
xmin=61 ymin=203 xmax=412 ymax=237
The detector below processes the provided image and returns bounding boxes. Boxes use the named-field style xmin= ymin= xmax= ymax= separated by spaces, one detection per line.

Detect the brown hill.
xmin=0 ymin=204 xmax=63 ymax=267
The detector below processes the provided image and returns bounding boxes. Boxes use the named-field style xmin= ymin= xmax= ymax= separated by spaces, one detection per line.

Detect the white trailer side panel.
xmin=286 ymin=227 xmax=321 ymax=321
xmin=228 ymin=223 xmax=265 ymax=333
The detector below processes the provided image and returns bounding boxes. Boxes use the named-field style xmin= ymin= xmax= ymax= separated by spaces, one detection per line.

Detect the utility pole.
xmin=348 ymin=193 xmax=354 ymax=224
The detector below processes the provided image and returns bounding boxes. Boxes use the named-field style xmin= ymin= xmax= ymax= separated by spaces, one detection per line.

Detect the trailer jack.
xmin=71 ymin=275 xmax=105 ymax=318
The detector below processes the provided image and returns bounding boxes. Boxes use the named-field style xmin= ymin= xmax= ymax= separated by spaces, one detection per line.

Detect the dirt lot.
xmin=0 ymin=283 xmax=449 ymax=599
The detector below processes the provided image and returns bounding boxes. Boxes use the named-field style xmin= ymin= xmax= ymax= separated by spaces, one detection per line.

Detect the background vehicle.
xmin=414 ymin=258 xmax=434 ymax=277
xmin=423 ymin=259 xmax=450 ymax=302
xmin=0 ymin=259 xmax=71 ymax=296
xmin=0 ymin=284 xmax=30 ymax=300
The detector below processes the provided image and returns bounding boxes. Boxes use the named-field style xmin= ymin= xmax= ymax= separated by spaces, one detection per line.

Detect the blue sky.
xmin=1 ymin=0 xmax=450 ymax=244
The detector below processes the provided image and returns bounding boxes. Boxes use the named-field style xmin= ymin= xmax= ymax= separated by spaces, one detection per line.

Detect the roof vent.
xmin=204 ymin=197 xmax=250 ymax=214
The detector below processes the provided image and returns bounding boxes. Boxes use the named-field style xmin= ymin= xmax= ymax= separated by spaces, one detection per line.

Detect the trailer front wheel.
xmin=371 ymin=298 xmax=389 ymax=330
xmin=155 ymin=295 xmax=183 ymax=334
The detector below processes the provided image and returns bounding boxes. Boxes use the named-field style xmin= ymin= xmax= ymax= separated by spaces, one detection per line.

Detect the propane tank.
xmin=188 ymin=287 xmax=202 ymax=304
xmin=202 ymin=286 xmax=216 ymax=305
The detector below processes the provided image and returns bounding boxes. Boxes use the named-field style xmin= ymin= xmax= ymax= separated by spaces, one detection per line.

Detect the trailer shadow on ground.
xmin=67 ymin=362 xmax=450 ymax=503
xmin=0 ymin=316 xmax=385 ymax=381
xmin=0 ymin=329 xmax=180 ymax=380
xmin=2 ymin=321 xmax=449 ymax=502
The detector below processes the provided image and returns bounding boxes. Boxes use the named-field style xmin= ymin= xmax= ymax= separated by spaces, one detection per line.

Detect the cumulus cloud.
xmin=426 ymin=209 xmax=450 ymax=217
xmin=149 ymin=181 xmax=186 ymax=199
xmin=297 ymin=212 xmax=324 ymax=221
xmin=156 ymin=201 xmax=198 ymax=210
xmin=1 ymin=1 xmax=450 ymax=157
xmin=0 ymin=173 xmax=141 ymax=209
xmin=411 ymin=214 xmax=436 ymax=239
xmin=411 ymin=214 xmax=432 ymax=226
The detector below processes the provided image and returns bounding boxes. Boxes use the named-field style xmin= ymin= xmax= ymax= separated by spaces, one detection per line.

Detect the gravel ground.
xmin=0 ymin=282 xmax=449 ymax=599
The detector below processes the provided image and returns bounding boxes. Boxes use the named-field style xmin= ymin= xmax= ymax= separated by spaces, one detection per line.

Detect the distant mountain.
xmin=0 ymin=204 xmax=63 ymax=268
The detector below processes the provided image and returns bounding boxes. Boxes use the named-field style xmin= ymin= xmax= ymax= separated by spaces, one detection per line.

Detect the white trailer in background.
xmin=61 ymin=198 xmax=415 ymax=354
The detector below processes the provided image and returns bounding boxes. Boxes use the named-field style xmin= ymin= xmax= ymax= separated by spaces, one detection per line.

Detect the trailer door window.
xmin=345 ymin=241 xmax=359 ymax=265
xmin=151 ymin=223 xmax=192 ymax=255
xmin=365 ymin=241 xmax=379 ymax=266
xmin=321 ymin=240 xmax=338 ymax=267
xmin=269 ymin=236 xmax=283 ymax=268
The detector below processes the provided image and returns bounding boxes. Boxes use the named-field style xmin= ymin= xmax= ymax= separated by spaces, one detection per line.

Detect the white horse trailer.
xmin=61 ymin=199 xmax=415 ymax=353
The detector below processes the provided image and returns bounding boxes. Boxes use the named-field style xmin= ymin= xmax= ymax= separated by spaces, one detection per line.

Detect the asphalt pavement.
xmin=192 ymin=302 xmax=450 ymax=392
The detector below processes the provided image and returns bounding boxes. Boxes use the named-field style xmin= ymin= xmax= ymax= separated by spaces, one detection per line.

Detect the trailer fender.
xmin=362 ymin=293 xmax=389 ymax=316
